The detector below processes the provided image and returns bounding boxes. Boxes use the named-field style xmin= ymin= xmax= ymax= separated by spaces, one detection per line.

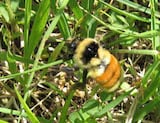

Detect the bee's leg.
xmin=71 ymin=69 xmax=88 ymax=90
xmin=82 ymin=69 xmax=88 ymax=86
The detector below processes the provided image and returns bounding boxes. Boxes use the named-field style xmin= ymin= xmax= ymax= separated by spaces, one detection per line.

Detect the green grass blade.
xmin=0 ymin=2 xmax=10 ymax=23
xmin=14 ymin=86 xmax=40 ymax=123
xmin=57 ymin=0 xmax=70 ymax=10
xmin=142 ymin=70 xmax=160 ymax=103
xmin=6 ymin=51 xmax=23 ymax=83
xmin=99 ymin=0 xmax=150 ymax=23
xmin=129 ymin=30 xmax=160 ymax=38
xmin=68 ymin=0 xmax=83 ymax=20
xmin=59 ymin=90 xmax=75 ymax=123
xmin=26 ymin=0 xmax=50 ymax=59
xmin=51 ymin=0 xmax=71 ymax=39
xmin=49 ymin=42 xmax=65 ymax=62
xmin=79 ymin=6 xmax=121 ymax=33
xmin=95 ymin=90 xmax=132 ymax=117
xmin=150 ymin=0 xmax=160 ymax=61
xmin=40 ymin=41 xmax=65 ymax=76
xmin=116 ymin=0 xmax=160 ymax=18
xmin=0 ymin=107 xmax=27 ymax=117
xmin=134 ymin=97 xmax=160 ymax=122
xmin=24 ymin=13 xmax=60 ymax=96
xmin=57 ymin=13 xmax=71 ymax=39
xmin=0 ymin=60 xmax=63 ymax=81
xmin=81 ymin=0 xmax=94 ymax=11
xmin=80 ymin=0 xmax=97 ymax=37
xmin=0 ymin=119 xmax=8 ymax=123
xmin=112 ymin=49 xmax=159 ymax=56
xmin=24 ymin=0 xmax=31 ymax=61
xmin=43 ymin=82 xmax=65 ymax=98
xmin=0 ymin=51 xmax=35 ymax=65
xmin=141 ymin=60 xmax=160 ymax=87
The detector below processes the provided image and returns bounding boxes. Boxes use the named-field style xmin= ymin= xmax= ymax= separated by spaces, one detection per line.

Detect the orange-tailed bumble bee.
xmin=73 ymin=38 xmax=122 ymax=92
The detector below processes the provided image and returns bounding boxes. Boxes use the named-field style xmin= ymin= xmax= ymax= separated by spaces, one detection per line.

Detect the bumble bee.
xmin=73 ymin=38 xmax=122 ymax=92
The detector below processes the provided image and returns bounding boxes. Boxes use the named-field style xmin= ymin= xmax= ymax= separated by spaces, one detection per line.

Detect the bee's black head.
xmin=82 ymin=41 xmax=99 ymax=64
